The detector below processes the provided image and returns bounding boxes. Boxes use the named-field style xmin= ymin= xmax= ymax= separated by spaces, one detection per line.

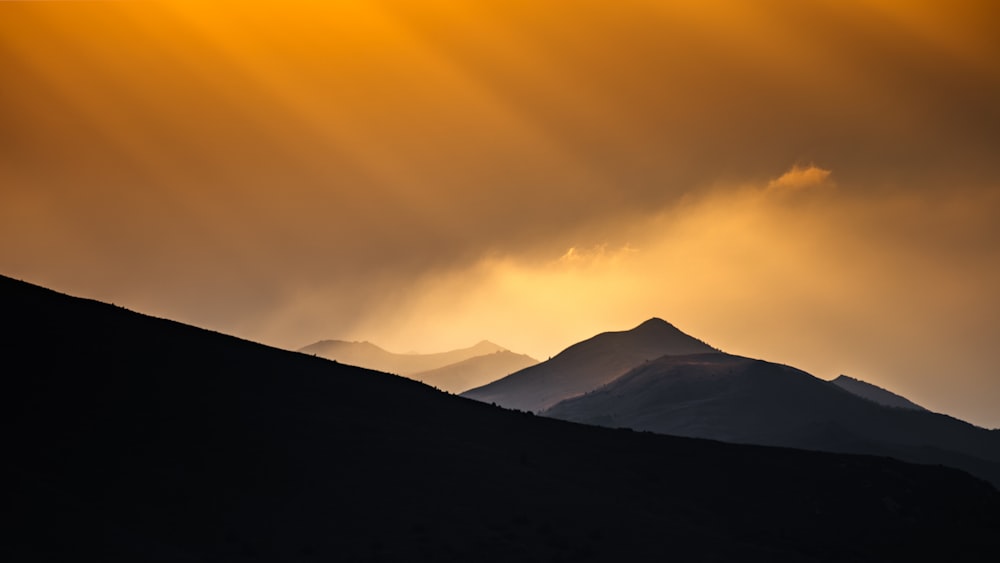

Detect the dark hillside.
xmin=3 ymin=275 xmax=998 ymax=562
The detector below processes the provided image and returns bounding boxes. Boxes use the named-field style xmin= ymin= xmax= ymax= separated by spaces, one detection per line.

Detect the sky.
xmin=2 ymin=0 xmax=999 ymax=428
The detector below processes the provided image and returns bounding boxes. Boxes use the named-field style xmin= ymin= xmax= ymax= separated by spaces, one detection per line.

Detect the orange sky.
xmin=2 ymin=0 xmax=999 ymax=427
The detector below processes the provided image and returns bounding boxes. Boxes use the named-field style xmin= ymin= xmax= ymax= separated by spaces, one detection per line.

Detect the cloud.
xmin=557 ymin=244 xmax=639 ymax=267
xmin=766 ymin=165 xmax=833 ymax=195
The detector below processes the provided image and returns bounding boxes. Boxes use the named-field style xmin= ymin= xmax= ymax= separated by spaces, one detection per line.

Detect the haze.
xmin=2 ymin=1 xmax=998 ymax=427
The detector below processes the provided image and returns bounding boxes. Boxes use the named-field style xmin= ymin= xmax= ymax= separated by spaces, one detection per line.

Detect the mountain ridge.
xmin=831 ymin=374 xmax=927 ymax=411
xmin=462 ymin=317 xmax=718 ymax=412
xmin=543 ymin=352 xmax=1000 ymax=487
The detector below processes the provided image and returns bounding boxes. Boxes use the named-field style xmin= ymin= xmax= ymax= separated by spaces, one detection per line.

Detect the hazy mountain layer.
xmin=463 ymin=318 xmax=717 ymax=412
xmin=5 ymin=273 xmax=999 ymax=561
xmin=544 ymin=353 xmax=1000 ymax=487
xmin=299 ymin=338 xmax=505 ymax=375
xmin=411 ymin=350 xmax=538 ymax=394
xmin=832 ymin=374 xmax=927 ymax=411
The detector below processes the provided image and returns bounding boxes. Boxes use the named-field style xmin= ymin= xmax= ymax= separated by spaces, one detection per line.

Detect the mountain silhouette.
xmin=831 ymin=374 xmax=927 ymax=411
xmin=299 ymin=338 xmax=506 ymax=375
xmin=411 ymin=350 xmax=538 ymax=394
xmin=4 ymin=274 xmax=1000 ymax=561
xmin=462 ymin=318 xmax=717 ymax=412
xmin=544 ymin=353 xmax=1000 ymax=487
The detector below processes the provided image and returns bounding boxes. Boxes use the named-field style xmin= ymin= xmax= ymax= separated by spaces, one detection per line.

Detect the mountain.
xmin=462 ymin=318 xmax=717 ymax=413
xmin=299 ymin=338 xmax=505 ymax=375
xmin=544 ymin=353 xmax=1000 ymax=488
xmin=831 ymin=374 xmax=927 ymax=411
xmin=299 ymin=339 xmax=535 ymax=392
xmin=4 ymin=274 xmax=999 ymax=560
xmin=411 ymin=350 xmax=538 ymax=394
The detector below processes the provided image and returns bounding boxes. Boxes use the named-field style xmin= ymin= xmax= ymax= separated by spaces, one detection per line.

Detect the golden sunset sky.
xmin=2 ymin=1 xmax=999 ymax=427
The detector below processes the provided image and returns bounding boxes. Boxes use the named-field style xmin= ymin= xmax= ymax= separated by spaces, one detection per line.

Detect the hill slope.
xmin=411 ymin=350 xmax=538 ymax=393
xmin=832 ymin=374 xmax=928 ymax=411
xmin=3 ymin=274 xmax=999 ymax=561
xmin=544 ymin=353 xmax=1000 ymax=487
xmin=462 ymin=318 xmax=717 ymax=412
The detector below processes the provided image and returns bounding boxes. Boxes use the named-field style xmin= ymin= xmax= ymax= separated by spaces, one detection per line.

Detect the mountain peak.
xmin=618 ymin=318 xmax=718 ymax=353
xmin=462 ymin=318 xmax=719 ymax=413
xmin=635 ymin=317 xmax=672 ymax=329
xmin=631 ymin=318 xmax=689 ymax=335
xmin=470 ymin=340 xmax=506 ymax=353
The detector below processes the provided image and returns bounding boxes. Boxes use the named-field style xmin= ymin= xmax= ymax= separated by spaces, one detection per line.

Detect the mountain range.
xmin=299 ymin=338 xmax=537 ymax=393
xmin=5 ymin=273 xmax=999 ymax=561
xmin=464 ymin=319 xmax=1000 ymax=488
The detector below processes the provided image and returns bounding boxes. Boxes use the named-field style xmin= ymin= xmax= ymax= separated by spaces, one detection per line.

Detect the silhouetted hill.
xmin=463 ymin=318 xmax=718 ymax=413
xmin=544 ymin=353 xmax=1000 ymax=487
xmin=832 ymin=374 xmax=927 ymax=411
xmin=411 ymin=350 xmax=538 ymax=394
xmin=4 ymin=274 xmax=1000 ymax=561
xmin=299 ymin=338 xmax=505 ymax=375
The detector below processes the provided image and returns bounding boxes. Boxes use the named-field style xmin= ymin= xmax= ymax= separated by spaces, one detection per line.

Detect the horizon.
xmin=8 ymin=272 xmax=998 ymax=430
xmin=2 ymin=1 xmax=999 ymax=428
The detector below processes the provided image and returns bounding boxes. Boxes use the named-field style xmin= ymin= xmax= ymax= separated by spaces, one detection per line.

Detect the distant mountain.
xmin=831 ymin=374 xmax=927 ymax=411
xmin=544 ymin=353 xmax=1000 ymax=487
xmin=462 ymin=318 xmax=718 ymax=413
xmin=6 ymin=273 xmax=1000 ymax=560
xmin=299 ymin=338 xmax=534 ymax=392
xmin=411 ymin=350 xmax=538 ymax=394
xmin=299 ymin=338 xmax=505 ymax=375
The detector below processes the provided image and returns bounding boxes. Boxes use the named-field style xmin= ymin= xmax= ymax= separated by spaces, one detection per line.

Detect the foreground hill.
xmin=544 ymin=353 xmax=1000 ymax=488
xmin=4 ymin=274 xmax=999 ymax=561
xmin=831 ymin=374 xmax=928 ymax=411
xmin=411 ymin=350 xmax=539 ymax=393
xmin=463 ymin=318 xmax=717 ymax=413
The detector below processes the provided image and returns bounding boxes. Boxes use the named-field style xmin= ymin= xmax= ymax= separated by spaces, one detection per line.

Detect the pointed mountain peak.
xmin=470 ymin=340 xmax=506 ymax=353
xmin=618 ymin=317 xmax=718 ymax=352
xmin=633 ymin=317 xmax=675 ymax=330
